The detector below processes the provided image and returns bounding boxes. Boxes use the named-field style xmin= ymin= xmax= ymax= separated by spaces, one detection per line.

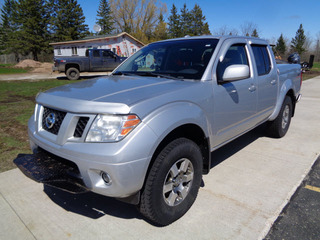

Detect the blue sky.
xmin=78 ymin=0 xmax=319 ymax=44
xmin=0 ymin=0 xmax=319 ymax=44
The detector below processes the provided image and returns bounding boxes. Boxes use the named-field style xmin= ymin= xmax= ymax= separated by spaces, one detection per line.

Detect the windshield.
xmin=114 ymin=39 xmax=219 ymax=80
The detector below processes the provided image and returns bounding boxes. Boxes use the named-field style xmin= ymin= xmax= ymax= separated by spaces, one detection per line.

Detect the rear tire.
xmin=139 ymin=138 xmax=203 ymax=226
xmin=66 ymin=67 xmax=80 ymax=80
xmin=267 ymin=96 xmax=293 ymax=138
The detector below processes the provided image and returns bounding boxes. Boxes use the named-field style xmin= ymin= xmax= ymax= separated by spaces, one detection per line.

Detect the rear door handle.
xmin=271 ymin=80 xmax=277 ymax=85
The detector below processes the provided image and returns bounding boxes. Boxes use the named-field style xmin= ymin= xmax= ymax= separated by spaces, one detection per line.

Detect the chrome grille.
xmin=42 ymin=107 xmax=66 ymax=135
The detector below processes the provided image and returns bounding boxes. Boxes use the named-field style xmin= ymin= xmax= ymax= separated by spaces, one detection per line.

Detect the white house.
xmin=50 ymin=32 xmax=145 ymax=58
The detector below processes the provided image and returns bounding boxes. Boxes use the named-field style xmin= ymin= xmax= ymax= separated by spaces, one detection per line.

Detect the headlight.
xmin=86 ymin=114 xmax=141 ymax=142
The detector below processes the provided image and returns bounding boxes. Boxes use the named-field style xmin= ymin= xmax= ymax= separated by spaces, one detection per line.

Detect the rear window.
xmin=252 ymin=45 xmax=271 ymax=76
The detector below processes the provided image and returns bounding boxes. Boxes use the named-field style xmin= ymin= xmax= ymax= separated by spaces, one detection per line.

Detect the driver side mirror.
xmin=221 ymin=64 xmax=250 ymax=82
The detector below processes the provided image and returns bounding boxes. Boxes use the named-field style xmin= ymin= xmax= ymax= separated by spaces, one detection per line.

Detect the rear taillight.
xmin=300 ymin=71 xmax=303 ymax=86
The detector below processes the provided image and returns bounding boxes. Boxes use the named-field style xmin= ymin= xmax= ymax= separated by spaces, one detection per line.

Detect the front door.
xmin=212 ymin=41 xmax=258 ymax=147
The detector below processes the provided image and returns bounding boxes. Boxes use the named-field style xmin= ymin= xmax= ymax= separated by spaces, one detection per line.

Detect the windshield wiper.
xmin=136 ymin=72 xmax=181 ymax=80
xmin=112 ymin=71 xmax=138 ymax=76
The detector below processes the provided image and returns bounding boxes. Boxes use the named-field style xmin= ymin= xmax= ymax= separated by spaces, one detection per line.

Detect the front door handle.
xmin=271 ymin=80 xmax=277 ymax=85
xmin=248 ymin=85 xmax=256 ymax=92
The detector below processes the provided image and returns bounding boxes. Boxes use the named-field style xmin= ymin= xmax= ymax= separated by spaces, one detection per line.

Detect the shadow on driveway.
xmin=42 ymin=124 xmax=267 ymax=222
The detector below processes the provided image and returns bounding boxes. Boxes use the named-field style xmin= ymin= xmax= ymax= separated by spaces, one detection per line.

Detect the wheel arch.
xmin=147 ymin=124 xmax=211 ymax=178
xmin=269 ymin=79 xmax=297 ymax=121
xmin=65 ymin=63 xmax=80 ymax=73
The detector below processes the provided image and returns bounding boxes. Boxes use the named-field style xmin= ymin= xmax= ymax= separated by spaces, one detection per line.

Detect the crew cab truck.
xmin=53 ymin=49 xmax=127 ymax=80
xmin=15 ymin=36 xmax=301 ymax=226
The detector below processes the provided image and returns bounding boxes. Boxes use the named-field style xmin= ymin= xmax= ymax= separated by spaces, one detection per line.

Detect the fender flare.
xmin=268 ymin=79 xmax=296 ymax=121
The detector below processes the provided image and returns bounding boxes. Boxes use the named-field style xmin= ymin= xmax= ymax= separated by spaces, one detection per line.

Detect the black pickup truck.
xmin=53 ymin=49 xmax=127 ymax=80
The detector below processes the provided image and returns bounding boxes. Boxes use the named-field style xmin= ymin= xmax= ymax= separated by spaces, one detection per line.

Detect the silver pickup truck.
xmin=15 ymin=36 xmax=301 ymax=226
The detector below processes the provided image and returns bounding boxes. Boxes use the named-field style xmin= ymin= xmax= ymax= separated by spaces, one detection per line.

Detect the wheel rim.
xmin=282 ymin=105 xmax=290 ymax=129
xmin=163 ymin=158 xmax=194 ymax=206
xmin=70 ymin=71 xmax=76 ymax=77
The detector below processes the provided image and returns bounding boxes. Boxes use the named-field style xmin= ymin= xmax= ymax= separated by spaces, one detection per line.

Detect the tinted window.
xmin=102 ymin=50 xmax=113 ymax=58
xmin=217 ymin=44 xmax=249 ymax=80
xmin=252 ymin=45 xmax=271 ymax=76
xmin=115 ymin=39 xmax=219 ymax=80
xmin=93 ymin=50 xmax=100 ymax=57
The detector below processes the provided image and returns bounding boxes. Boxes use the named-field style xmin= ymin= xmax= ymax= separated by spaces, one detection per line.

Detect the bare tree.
xmin=214 ymin=25 xmax=238 ymax=36
xmin=240 ymin=21 xmax=259 ymax=37
xmin=109 ymin=0 xmax=166 ymax=43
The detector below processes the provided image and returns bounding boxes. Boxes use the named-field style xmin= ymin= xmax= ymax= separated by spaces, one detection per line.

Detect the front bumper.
xmin=14 ymin=149 xmax=89 ymax=194
xmin=23 ymin=108 xmax=158 ymax=199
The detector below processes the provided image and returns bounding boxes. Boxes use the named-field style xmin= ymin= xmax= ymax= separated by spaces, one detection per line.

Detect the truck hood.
xmin=37 ymin=75 xmax=197 ymax=114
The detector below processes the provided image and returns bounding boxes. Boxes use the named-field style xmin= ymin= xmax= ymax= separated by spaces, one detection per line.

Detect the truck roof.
xmin=152 ymin=35 xmax=269 ymax=45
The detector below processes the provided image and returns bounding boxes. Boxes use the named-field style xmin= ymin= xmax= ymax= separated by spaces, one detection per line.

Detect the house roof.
xmin=49 ymin=32 xmax=145 ymax=46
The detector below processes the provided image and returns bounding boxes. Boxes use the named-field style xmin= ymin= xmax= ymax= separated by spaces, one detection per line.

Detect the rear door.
xmin=212 ymin=39 xmax=258 ymax=147
xmin=90 ymin=50 xmax=104 ymax=71
xmin=250 ymin=44 xmax=278 ymax=120
xmin=101 ymin=50 xmax=118 ymax=71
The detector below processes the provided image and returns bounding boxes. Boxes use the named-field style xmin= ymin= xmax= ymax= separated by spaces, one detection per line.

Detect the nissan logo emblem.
xmin=45 ymin=113 xmax=56 ymax=129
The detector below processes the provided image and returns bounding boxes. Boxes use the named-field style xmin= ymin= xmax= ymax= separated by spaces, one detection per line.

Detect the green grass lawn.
xmin=0 ymin=79 xmax=78 ymax=172
xmin=303 ymin=62 xmax=320 ymax=81
xmin=0 ymin=64 xmax=29 ymax=74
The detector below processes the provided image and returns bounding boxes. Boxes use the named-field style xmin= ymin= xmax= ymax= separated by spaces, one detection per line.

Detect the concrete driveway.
xmin=1 ymin=77 xmax=319 ymax=240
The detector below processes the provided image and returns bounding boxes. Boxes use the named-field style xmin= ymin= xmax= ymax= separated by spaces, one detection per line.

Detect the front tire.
xmin=66 ymin=67 xmax=80 ymax=80
xmin=139 ymin=138 xmax=203 ymax=226
xmin=267 ymin=96 xmax=293 ymax=138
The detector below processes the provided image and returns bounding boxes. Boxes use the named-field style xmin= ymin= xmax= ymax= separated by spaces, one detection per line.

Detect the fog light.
xmin=101 ymin=171 xmax=112 ymax=185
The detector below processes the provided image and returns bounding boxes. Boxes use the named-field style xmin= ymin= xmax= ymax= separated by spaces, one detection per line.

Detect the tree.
xmin=291 ymin=24 xmax=306 ymax=55
xmin=240 ymin=21 xmax=258 ymax=37
xmin=48 ymin=0 xmax=89 ymax=42
xmin=190 ymin=4 xmax=210 ymax=36
xmin=251 ymin=29 xmax=259 ymax=38
xmin=275 ymin=33 xmax=287 ymax=58
xmin=180 ymin=3 xmax=191 ymax=36
xmin=14 ymin=0 xmax=50 ymax=60
xmin=168 ymin=4 xmax=181 ymax=38
xmin=109 ymin=0 xmax=166 ymax=43
xmin=96 ymin=0 xmax=114 ymax=35
xmin=168 ymin=3 xmax=210 ymax=38
xmin=152 ymin=13 xmax=167 ymax=41
xmin=0 ymin=0 xmax=19 ymax=55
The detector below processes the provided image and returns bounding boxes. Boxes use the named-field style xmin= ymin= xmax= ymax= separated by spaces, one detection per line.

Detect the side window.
xmin=102 ymin=50 xmax=113 ymax=58
xmin=93 ymin=50 xmax=100 ymax=57
xmin=252 ymin=45 xmax=271 ymax=76
xmin=217 ymin=44 xmax=249 ymax=80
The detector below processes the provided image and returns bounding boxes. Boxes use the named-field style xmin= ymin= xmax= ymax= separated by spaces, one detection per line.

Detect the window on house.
xmin=57 ymin=48 xmax=62 ymax=55
xmin=72 ymin=47 xmax=78 ymax=55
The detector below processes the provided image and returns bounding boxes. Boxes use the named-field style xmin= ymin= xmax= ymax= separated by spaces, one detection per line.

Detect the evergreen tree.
xmin=14 ymin=0 xmax=50 ymax=60
xmin=0 ymin=0 xmax=19 ymax=55
xmin=275 ymin=33 xmax=287 ymax=58
xmin=251 ymin=29 xmax=259 ymax=38
xmin=291 ymin=24 xmax=306 ymax=55
xmin=168 ymin=4 xmax=181 ymax=38
xmin=49 ymin=0 xmax=89 ymax=42
xmin=190 ymin=4 xmax=210 ymax=36
xmin=96 ymin=0 xmax=114 ymax=35
xmin=152 ymin=13 xmax=168 ymax=41
xmin=180 ymin=4 xmax=192 ymax=36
